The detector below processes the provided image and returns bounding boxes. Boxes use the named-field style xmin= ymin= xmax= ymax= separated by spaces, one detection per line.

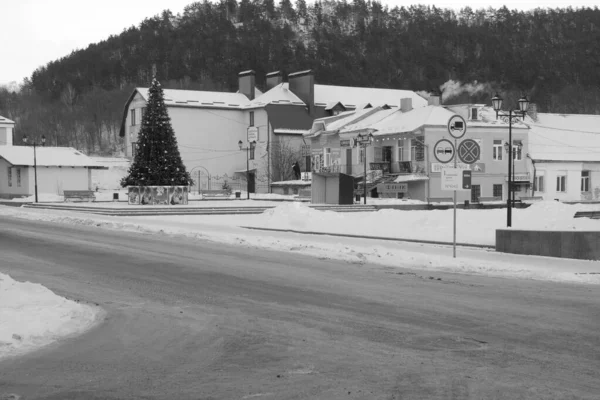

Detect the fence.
xmin=189 ymin=172 xmax=270 ymax=194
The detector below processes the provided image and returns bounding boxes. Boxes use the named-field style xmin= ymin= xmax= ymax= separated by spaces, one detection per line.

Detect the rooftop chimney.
xmin=528 ymin=102 xmax=538 ymax=121
xmin=400 ymin=98 xmax=413 ymax=112
xmin=288 ymin=70 xmax=315 ymax=116
xmin=428 ymin=89 xmax=442 ymax=106
xmin=238 ymin=70 xmax=256 ymax=100
xmin=265 ymin=71 xmax=283 ymax=91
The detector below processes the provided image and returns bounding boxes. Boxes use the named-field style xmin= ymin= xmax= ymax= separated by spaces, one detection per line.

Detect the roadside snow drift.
xmin=0 ymin=273 xmax=100 ymax=360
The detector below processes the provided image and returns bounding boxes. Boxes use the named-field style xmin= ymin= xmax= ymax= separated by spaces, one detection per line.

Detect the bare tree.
xmin=263 ymin=137 xmax=303 ymax=182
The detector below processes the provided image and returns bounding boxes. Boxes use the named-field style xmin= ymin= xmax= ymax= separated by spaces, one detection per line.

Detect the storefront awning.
xmin=393 ymin=174 xmax=430 ymax=183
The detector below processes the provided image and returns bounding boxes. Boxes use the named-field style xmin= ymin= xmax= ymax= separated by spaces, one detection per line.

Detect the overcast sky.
xmin=1 ymin=0 xmax=598 ymax=86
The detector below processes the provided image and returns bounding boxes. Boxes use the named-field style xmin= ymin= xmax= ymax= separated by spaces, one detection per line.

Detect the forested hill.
xmin=2 ymin=0 xmax=600 ymax=155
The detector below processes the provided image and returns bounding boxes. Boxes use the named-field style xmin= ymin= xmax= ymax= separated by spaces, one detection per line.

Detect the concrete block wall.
xmin=496 ymin=229 xmax=600 ymax=260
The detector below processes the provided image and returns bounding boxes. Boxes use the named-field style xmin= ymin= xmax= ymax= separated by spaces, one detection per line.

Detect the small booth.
xmin=311 ymin=172 xmax=354 ymax=204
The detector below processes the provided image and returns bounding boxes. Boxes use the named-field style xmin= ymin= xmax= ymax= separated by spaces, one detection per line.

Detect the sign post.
xmin=446 ymin=115 xmax=467 ymax=258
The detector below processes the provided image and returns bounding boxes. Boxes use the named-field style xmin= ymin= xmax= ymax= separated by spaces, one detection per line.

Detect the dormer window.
xmin=470 ymin=107 xmax=479 ymax=120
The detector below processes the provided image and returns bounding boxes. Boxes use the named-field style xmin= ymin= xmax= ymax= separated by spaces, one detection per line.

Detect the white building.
xmin=527 ymin=113 xmax=600 ymax=202
xmin=0 ymin=115 xmax=15 ymax=146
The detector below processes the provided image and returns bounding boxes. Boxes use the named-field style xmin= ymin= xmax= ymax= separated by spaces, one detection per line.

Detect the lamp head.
xmin=238 ymin=140 xmax=243 ymax=150
xmin=491 ymin=93 xmax=503 ymax=112
xmin=22 ymin=135 xmax=28 ymax=144
xmin=41 ymin=135 xmax=46 ymax=145
xmin=504 ymin=141 xmax=510 ymax=152
xmin=518 ymin=95 xmax=530 ymax=114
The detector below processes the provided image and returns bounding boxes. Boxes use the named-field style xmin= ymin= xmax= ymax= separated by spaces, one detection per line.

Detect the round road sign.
xmin=447 ymin=115 xmax=467 ymax=139
xmin=433 ymin=138 xmax=455 ymax=164
xmin=457 ymin=139 xmax=481 ymax=164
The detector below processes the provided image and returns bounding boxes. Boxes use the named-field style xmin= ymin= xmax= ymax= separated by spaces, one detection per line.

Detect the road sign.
xmin=441 ymin=168 xmax=471 ymax=191
xmin=457 ymin=139 xmax=481 ymax=164
xmin=462 ymin=170 xmax=472 ymax=189
xmin=433 ymin=139 xmax=455 ymax=164
xmin=247 ymin=126 xmax=258 ymax=143
xmin=447 ymin=115 xmax=467 ymax=139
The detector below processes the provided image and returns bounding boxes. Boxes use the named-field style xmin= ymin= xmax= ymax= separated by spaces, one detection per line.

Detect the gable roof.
xmin=0 ymin=146 xmax=104 ymax=168
xmin=0 ymin=115 xmax=15 ymax=124
xmin=365 ymin=106 xmax=457 ymax=136
xmin=249 ymin=83 xmax=305 ymax=107
xmin=526 ymin=113 xmax=600 ymax=162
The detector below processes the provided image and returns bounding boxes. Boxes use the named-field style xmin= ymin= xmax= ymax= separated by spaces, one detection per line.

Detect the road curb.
xmin=240 ymin=226 xmax=495 ymax=249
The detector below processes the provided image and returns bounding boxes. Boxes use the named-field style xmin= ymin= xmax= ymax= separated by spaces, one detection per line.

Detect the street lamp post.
xmin=22 ymin=135 xmax=46 ymax=203
xmin=491 ymin=93 xmax=530 ymax=227
xmin=356 ymin=132 xmax=374 ymax=205
xmin=238 ymin=140 xmax=250 ymax=200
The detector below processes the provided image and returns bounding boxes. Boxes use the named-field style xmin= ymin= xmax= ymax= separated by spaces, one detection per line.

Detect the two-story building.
xmin=305 ymin=92 xmax=531 ymax=203
xmin=119 ymin=69 xmax=427 ymax=194
xmin=0 ymin=115 xmax=14 ymax=146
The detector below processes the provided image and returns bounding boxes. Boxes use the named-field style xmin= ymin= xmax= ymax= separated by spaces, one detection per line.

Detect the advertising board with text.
xmin=441 ymin=168 xmax=471 ymax=191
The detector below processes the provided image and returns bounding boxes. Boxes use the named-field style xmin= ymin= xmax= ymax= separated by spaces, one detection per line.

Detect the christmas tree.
xmin=121 ymin=78 xmax=192 ymax=187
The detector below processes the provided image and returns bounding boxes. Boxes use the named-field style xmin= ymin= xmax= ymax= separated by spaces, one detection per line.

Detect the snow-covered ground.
xmin=1 ymin=200 xmax=599 ymax=285
xmin=0 ymin=272 xmax=101 ymax=361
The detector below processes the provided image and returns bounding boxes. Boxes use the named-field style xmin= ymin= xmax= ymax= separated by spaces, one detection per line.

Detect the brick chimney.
xmin=428 ymin=89 xmax=442 ymax=106
xmin=265 ymin=71 xmax=283 ymax=91
xmin=400 ymin=98 xmax=413 ymax=112
xmin=288 ymin=70 xmax=315 ymax=116
xmin=238 ymin=70 xmax=256 ymax=100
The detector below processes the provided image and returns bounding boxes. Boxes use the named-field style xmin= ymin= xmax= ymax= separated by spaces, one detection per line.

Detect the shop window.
xmin=556 ymin=175 xmax=566 ymax=192
xmin=493 ymin=184 xmax=503 ymax=198
xmin=7 ymin=167 xmax=12 ymax=187
xmin=534 ymin=175 xmax=544 ymax=192
xmin=16 ymin=168 xmax=21 ymax=187
xmin=493 ymin=140 xmax=503 ymax=161
xmin=581 ymin=170 xmax=590 ymax=192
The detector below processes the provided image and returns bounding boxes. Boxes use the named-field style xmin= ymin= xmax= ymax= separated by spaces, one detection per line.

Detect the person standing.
xmin=292 ymin=161 xmax=301 ymax=180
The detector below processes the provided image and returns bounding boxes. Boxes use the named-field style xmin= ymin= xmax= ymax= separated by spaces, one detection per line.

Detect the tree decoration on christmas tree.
xmin=121 ymin=78 xmax=193 ymax=187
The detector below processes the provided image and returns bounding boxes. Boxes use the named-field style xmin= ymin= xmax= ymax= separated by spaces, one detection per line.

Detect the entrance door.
xmin=346 ymin=148 xmax=352 ymax=175
xmin=248 ymin=172 xmax=256 ymax=193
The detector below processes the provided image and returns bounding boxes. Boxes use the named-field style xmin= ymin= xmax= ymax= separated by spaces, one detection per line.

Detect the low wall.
xmin=496 ymin=229 xmax=600 ymax=261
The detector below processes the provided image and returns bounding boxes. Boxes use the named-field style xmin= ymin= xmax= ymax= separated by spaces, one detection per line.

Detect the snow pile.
xmin=0 ymin=273 xmax=100 ymax=360
xmin=253 ymin=200 xmax=600 ymax=245
xmin=9 ymin=193 xmax=64 ymax=202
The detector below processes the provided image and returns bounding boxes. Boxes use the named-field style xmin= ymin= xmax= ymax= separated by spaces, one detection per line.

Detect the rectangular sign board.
xmin=377 ymin=183 xmax=408 ymax=193
xmin=340 ymin=139 xmax=351 ymax=147
xmin=441 ymin=168 xmax=471 ymax=191
xmin=431 ymin=163 xmax=471 ymax=173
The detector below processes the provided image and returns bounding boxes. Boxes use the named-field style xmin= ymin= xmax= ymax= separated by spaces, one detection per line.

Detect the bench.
xmin=476 ymin=196 xmax=502 ymax=202
xmin=201 ymin=189 xmax=230 ymax=199
xmin=427 ymin=197 xmax=453 ymax=203
xmin=63 ymin=190 xmax=96 ymax=202
xmin=574 ymin=211 xmax=600 ymax=219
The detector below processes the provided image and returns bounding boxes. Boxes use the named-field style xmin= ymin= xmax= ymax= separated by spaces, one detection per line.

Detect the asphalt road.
xmin=0 ymin=215 xmax=599 ymax=400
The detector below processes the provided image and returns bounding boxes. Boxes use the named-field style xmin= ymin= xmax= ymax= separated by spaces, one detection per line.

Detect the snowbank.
xmin=0 ymin=273 xmax=101 ymax=360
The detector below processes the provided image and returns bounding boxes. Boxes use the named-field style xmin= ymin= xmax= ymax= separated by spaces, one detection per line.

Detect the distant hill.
xmin=1 ymin=0 xmax=600 ymax=154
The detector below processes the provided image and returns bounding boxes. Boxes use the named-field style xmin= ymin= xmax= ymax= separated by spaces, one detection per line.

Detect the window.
xmin=397 ymin=141 xmax=404 ymax=161
xmin=332 ymin=110 xmax=341 ymax=116
xmin=382 ymin=146 xmax=393 ymax=162
xmin=534 ymin=175 xmax=544 ymax=192
xmin=471 ymin=184 xmax=481 ymax=202
xmin=410 ymin=140 xmax=416 ymax=161
xmin=249 ymin=142 xmax=256 ymax=160
xmin=16 ymin=168 xmax=21 ymax=187
xmin=130 ymin=109 xmax=136 ymax=126
xmin=249 ymin=111 xmax=254 ymax=127
xmin=7 ymin=167 xmax=12 ymax=187
xmin=305 ymin=155 xmax=311 ymax=172
xmin=131 ymin=142 xmax=137 ymax=158
xmin=581 ymin=170 xmax=590 ymax=192
xmin=493 ymin=140 xmax=503 ymax=161
xmin=493 ymin=184 xmax=503 ymax=198
xmin=141 ymin=107 xmax=146 ymax=120
xmin=556 ymin=175 xmax=566 ymax=192
xmin=357 ymin=147 xmax=365 ymax=164
xmin=324 ymin=147 xmax=331 ymax=166
xmin=470 ymin=107 xmax=478 ymax=120
xmin=414 ymin=136 xmax=425 ymax=161
xmin=513 ymin=140 xmax=523 ymax=161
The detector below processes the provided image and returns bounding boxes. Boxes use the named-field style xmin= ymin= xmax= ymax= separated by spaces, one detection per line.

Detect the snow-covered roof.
xmin=0 ymin=146 xmax=103 ymax=168
xmin=393 ymin=174 xmax=430 ymax=183
xmin=273 ymin=128 xmax=310 ymax=135
xmin=248 ymin=83 xmax=305 ymax=107
xmin=252 ymin=83 xmax=427 ymax=110
xmin=0 ymin=115 xmax=15 ymax=124
xmin=136 ymin=87 xmax=251 ymax=109
xmin=527 ymin=113 xmax=600 ymax=162
xmin=364 ymin=106 xmax=456 ymax=136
